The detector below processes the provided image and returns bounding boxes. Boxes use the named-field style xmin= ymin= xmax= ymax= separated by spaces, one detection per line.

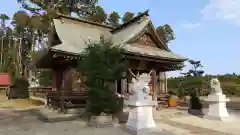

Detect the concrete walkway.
xmin=155 ymin=108 xmax=240 ymax=135
xmin=169 ymin=115 xmax=240 ymax=135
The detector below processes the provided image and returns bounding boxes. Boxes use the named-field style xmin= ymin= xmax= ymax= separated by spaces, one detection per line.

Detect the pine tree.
xmin=78 ymin=38 xmax=127 ymax=115
xmin=108 ymin=11 xmax=120 ymax=27
xmin=122 ymin=12 xmax=134 ymax=23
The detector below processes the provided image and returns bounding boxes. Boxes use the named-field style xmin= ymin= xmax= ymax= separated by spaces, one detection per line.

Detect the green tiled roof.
xmin=111 ymin=19 xmax=150 ymax=45
xmin=51 ymin=18 xmax=112 ymax=55
xmin=50 ymin=16 xmax=187 ymax=61
xmin=123 ymin=44 xmax=186 ymax=60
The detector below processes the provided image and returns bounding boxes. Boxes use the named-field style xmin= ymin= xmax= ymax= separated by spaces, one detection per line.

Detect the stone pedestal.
xmin=124 ymin=96 xmax=158 ymax=135
xmin=204 ymin=93 xmax=232 ymax=121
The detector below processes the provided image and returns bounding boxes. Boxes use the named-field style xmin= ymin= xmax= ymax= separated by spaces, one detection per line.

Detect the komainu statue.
xmin=131 ymin=73 xmax=151 ymax=100
xmin=210 ymin=78 xmax=222 ymax=94
xmin=125 ymin=71 xmax=157 ymax=131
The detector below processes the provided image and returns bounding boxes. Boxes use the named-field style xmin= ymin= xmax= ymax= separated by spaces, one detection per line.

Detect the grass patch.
xmin=0 ymin=91 xmax=45 ymax=109
xmin=0 ymin=98 xmax=45 ymax=109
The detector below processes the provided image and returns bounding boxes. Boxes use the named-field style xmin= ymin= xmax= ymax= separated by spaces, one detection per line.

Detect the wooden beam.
xmin=125 ymin=53 xmax=185 ymax=64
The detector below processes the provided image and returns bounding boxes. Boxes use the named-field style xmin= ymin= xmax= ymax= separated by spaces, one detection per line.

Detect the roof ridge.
xmin=111 ymin=10 xmax=149 ymax=33
xmin=55 ymin=13 xmax=114 ymax=29
xmin=119 ymin=19 xmax=150 ymax=44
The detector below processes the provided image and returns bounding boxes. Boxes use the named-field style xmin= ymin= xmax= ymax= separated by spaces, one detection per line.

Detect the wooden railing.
xmin=29 ymin=87 xmax=52 ymax=93
xmin=47 ymin=90 xmax=88 ymax=113
xmin=29 ymin=87 xmax=52 ymax=98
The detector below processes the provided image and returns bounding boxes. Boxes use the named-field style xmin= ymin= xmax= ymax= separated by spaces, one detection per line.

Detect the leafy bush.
xmin=8 ymin=78 xmax=29 ymax=99
xmin=78 ymin=38 xmax=127 ymax=116
xmin=14 ymin=78 xmax=29 ymax=99
xmin=37 ymin=70 xmax=53 ymax=87
xmin=189 ymin=89 xmax=202 ymax=110
xmin=169 ymin=88 xmax=191 ymax=100
xmin=168 ymin=74 xmax=240 ymax=96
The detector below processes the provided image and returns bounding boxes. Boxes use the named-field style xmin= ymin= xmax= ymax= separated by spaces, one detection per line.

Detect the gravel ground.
xmin=0 ymin=109 xmax=178 ymax=135
xmin=3 ymin=93 xmax=240 ymax=135
xmin=0 ymin=107 xmax=240 ymax=135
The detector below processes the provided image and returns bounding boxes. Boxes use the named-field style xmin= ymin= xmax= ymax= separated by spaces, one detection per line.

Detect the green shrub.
xmin=176 ymin=88 xmax=185 ymax=99
xmin=14 ymin=78 xmax=29 ymax=99
xmin=189 ymin=89 xmax=202 ymax=110
xmin=8 ymin=78 xmax=29 ymax=99
xmin=78 ymin=38 xmax=127 ymax=116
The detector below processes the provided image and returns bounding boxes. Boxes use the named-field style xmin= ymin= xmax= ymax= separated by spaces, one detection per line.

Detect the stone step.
xmin=31 ymin=107 xmax=82 ymax=122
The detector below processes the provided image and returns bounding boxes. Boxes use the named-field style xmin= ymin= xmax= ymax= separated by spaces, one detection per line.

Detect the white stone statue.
xmin=124 ymin=71 xmax=158 ymax=134
xmin=210 ymin=78 xmax=222 ymax=94
xmin=204 ymin=78 xmax=232 ymax=121
xmin=131 ymin=73 xmax=151 ymax=100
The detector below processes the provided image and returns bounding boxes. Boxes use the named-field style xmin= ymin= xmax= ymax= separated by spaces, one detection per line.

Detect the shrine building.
xmin=36 ymin=10 xmax=187 ymax=102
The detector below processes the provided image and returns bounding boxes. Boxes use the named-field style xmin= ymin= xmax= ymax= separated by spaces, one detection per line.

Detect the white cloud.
xmin=201 ymin=0 xmax=240 ymax=25
xmin=180 ymin=21 xmax=201 ymax=29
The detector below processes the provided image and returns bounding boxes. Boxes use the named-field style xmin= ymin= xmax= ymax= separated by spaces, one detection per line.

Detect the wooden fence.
xmin=29 ymin=87 xmax=52 ymax=98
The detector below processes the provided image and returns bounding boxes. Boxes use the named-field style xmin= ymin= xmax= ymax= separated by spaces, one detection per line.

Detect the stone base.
xmin=123 ymin=126 xmax=157 ymax=135
xmin=205 ymin=93 xmax=230 ymax=120
xmin=188 ymin=109 xmax=203 ymax=116
xmin=66 ymin=108 xmax=85 ymax=114
xmin=88 ymin=115 xmax=113 ymax=128
xmin=31 ymin=107 xmax=82 ymax=122
xmin=127 ymin=105 xmax=156 ymax=130
xmin=121 ymin=125 xmax=165 ymax=135
xmin=203 ymin=115 xmax=234 ymax=121
xmin=118 ymin=111 xmax=129 ymax=123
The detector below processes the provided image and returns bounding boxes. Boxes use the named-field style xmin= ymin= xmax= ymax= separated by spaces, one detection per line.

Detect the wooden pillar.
xmin=121 ymin=72 xmax=127 ymax=95
xmin=164 ymin=72 xmax=168 ymax=94
xmin=152 ymin=69 xmax=157 ymax=101
xmin=159 ymin=72 xmax=168 ymax=94
xmin=55 ymin=67 xmax=65 ymax=113
xmin=127 ymin=71 xmax=133 ymax=94
xmin=159 ymin=72 xmax=164 ymax=94
xmin=55 ymin=69 xmax=63 ymax=91
xmin=52 ymin=70 xmax=57 ymax=91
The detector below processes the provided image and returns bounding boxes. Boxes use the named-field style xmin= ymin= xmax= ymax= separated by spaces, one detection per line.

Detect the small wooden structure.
xmin=0 ymin=73 xmax=12 ymax=95
xmin=35 ymin=10 xmax=187 ymax=113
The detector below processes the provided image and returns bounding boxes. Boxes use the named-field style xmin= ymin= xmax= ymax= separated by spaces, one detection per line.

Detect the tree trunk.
xmin=28 ymin=32 xmax=35 ymax=87
xmin=0 ymin=36 xmax=3 ymax=70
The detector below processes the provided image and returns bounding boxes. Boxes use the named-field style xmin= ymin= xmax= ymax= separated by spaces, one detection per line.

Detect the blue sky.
xmin=1 ymin=0 xmax=240 ymax=77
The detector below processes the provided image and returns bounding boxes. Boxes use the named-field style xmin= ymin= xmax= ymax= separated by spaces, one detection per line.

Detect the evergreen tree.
xmin=86 ymin=6 xmax=107 ymax=23
xmin=108 ymin=11 xmax=120 ymax=27
xmin=78 ymin=38 xmax=127 ymax=115
xmin=156 ymin=24 xmax=175 ymax=45
xmin=0 ymin=14 xmax=10 ymax=30
xmin=122 ymin=12 xmax=134 ymax=23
